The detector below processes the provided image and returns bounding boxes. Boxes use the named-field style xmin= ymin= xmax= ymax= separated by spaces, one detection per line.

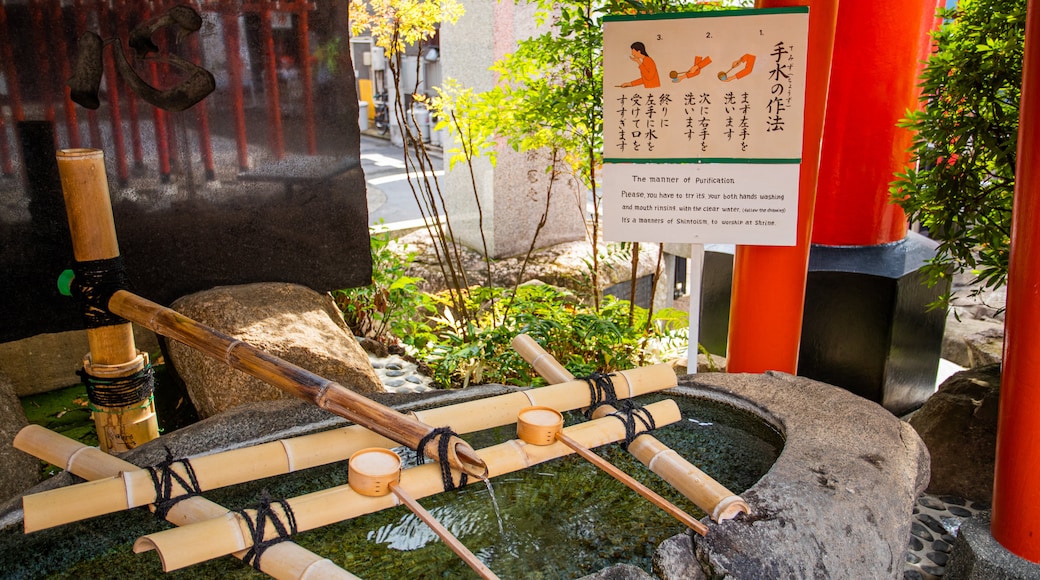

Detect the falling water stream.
xmin=481 ymin=475 xmax=506 ymax=535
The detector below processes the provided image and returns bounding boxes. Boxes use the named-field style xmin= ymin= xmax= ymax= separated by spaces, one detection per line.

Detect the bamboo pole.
xmin=56 ymin=148 xmax=158 ymax=453
xmin=131 ymin=400 xmax=683 ymax=572
xmin=104 ymin=288 xmax=486 ymax=480
xmin=512 ymin=334 xmax=750 ymax=522
xmin=12 ymin=425 xmax=358 ymax=580
xmin=20 ymin=363 xmax=677 ymax=532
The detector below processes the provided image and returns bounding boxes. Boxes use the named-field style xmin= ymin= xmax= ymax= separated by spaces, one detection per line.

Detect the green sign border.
xmin=603 ymin=6 xmax=808 ymax=24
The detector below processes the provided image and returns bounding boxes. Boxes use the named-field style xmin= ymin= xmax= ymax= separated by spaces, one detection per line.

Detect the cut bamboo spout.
xmin=512 ymin=334 xmax=750 ymax=522
xmin=105 ymin=289 xmax=487 ymax=479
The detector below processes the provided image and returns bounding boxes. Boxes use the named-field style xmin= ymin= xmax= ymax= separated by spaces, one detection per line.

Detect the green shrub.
xmin=332 ymin=227 xmax=432 ymax=348
xmin=892 ymin=0 xmax=1026 ymax=300
xmin=414 ymin=283 xmax=689 ymax=388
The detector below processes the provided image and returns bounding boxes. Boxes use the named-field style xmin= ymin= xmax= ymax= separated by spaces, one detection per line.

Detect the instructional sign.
xmin=602 ymin=8 xmax=809 ymax=244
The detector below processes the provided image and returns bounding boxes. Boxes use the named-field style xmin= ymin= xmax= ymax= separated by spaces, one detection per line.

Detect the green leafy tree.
xmin=892 ymin=0 xmax=1026 ymax=300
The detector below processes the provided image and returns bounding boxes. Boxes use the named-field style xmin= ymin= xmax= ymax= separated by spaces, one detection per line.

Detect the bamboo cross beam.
xmin=13 ymin=425 xmax=358 ymax=580
xmin=21 ymin=364 xmax=677 ymax=532
xmin=131 ymin=400 xmax=684 ymax=572
xmin=512 ymin=334 xmax=750 ymax=522
xmin=104 ymin=288 xmax=487 ymax=480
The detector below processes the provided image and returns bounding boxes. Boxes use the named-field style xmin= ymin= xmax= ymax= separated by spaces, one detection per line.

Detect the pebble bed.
xmin=904 ymin=494 xmax=989 ymax=579
xmin=369 ymin=353 xmax=435 ymax=394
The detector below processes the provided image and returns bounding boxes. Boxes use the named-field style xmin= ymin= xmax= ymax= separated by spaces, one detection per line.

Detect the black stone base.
xmin=695 ymin=233 xmax=948 ymax=415
xmin=946 ymin=512 xmax=1040 ymax=579
xmin=798 ymin=232 xmax=949 ymax=416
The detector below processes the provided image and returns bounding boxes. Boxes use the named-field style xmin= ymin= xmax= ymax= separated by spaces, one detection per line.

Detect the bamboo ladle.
xmin=512 ymin=334 xmax=749 ymax=522
xmin=348 ymin=448 xmax=499 ymax=580
xmin=516 ymin=406 xmax=707 ymax=535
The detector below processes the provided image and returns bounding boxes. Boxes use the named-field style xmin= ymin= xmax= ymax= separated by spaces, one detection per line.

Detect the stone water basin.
xmin=0 ymin=371 xmax=927 ymax=579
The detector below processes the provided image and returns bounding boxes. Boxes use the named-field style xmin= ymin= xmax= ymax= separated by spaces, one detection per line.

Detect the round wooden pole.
xmin=56 ymin=148 xmax=158 ymax=453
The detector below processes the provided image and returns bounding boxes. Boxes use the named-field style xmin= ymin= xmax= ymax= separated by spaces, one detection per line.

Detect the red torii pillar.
xmin=991 ymin=0 xmax=1040 ymax=563
xmin=791 ymin=0 xmax=945 ymax=415
xmin=726 ymin=0 xmax=838 ymax=374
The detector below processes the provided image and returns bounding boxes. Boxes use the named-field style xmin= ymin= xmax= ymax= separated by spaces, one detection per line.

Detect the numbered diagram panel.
xmin=603 ymin=8 xmax=809 ymax=162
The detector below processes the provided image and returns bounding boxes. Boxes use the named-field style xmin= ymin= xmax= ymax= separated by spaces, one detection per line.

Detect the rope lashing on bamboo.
xmin=577 ymin=372 xmax=619 ymax=419
xmin=233 ymin=490 xmax=299 ymax=571
xmin=146 ymin=447 xmax=203 ymax=520
xmin=77 ymin=363 xmax=155 ymax=410
xmin=605 ymin=400 xmax=658 ymax=450
xmin=415 ymin=426 xmax=469 ymax=491
xmin=68 ymin=256 xmax=131 ymax=328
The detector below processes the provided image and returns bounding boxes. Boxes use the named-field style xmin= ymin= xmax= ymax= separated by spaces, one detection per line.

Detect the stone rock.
xmin=909 ymin=365 xmax=1000 ymax=504
xmin=579 ymin=563 xmax=656 ymax=580
xmin=0 ymin=372 xmax=42 ymax=504
xmin=677 ymin=371 xmax=930 ymax=580
xmin=398 ymin=231 xmax=667 ymax=300
xmin=942 ymin=314 xmax=1004 ymax=369
xmin=653 ymin=534 xmax=707 ymax=580
xmin=166 ymin=283 xmax=383 ymax=418
xmin=0 ymin=326 xmax=160 ymax=397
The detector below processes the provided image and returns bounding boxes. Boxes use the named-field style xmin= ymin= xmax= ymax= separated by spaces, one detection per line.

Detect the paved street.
xmin=360 ymin=133 xmax=444 ymax=227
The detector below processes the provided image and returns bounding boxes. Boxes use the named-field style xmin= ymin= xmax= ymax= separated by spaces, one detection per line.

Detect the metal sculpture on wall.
xmin=0 ymin=0 xmax=371 ymax=343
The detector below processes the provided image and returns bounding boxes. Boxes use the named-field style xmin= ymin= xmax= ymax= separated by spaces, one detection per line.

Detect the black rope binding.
xmin=576 ymin=371 xmax=619 ymax=419
xmin=606 ymin=400 xmax=658 ymax=450
xmin=78 ymin=363 xmax=155 ymax=409
xmin=234 ymin=490 xmax=299 ymax=571
xmin=146 ymin=447 xmax=203 ymax=520
xmin=70 ymin=256 xmax=131 ymax=328
xmin=415 ymin=426 xmax=468 ymax=492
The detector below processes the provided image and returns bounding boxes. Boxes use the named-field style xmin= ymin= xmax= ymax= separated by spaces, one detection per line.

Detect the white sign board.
xmin=602 ymin=8 xmax=809 ymax=245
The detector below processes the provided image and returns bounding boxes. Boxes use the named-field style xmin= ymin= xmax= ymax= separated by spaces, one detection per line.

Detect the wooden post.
xmin=991 ymin=0 xmax=1040 ymax=562
xmin=56 ymin=148 xmax=159 ymax=453
xmin=725 ymin=0 xmax=838 ymax=373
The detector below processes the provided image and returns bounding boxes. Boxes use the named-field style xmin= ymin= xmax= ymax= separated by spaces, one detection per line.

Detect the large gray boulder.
xmin=0 ymin=372 xmax=42 ymax=503
xmin=677 ymin=371 xmax=930 ymax=579
xmin=166 ymin=283 xmax=383 ymax=418
xmin=909 ymin=364 xmax=1000 ymax=504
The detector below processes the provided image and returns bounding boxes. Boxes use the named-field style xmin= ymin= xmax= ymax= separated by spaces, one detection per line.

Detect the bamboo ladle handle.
xmin=554 ymin=432 xmax=708 ymax=535
xmin=388 ymin=483 xmax=500 ymax=580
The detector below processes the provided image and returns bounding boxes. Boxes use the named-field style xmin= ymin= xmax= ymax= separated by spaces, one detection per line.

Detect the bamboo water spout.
xmin=52 ymin=147 xmax=483 ymax=479
xmin=20 ymin=364 xmax=677 ymax=532
xmin=131 ymin=400 xmax=683 ymax=572
xmin=13 ymin=425 xmax=357 ymax=580
xmin=512 ymin=334 xmax=750 ymax=522
xmin=104 ymin=288 xmax=487 ymax=480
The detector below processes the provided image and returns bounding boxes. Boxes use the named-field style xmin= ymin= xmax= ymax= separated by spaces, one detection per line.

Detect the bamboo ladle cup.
xmin=516 ymin=406 xmax=707 ymax=535
xmin=512 ymin=334 xmax=750 ymax=522
xmin=347 ymin=448 xmax=499 ymax=580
